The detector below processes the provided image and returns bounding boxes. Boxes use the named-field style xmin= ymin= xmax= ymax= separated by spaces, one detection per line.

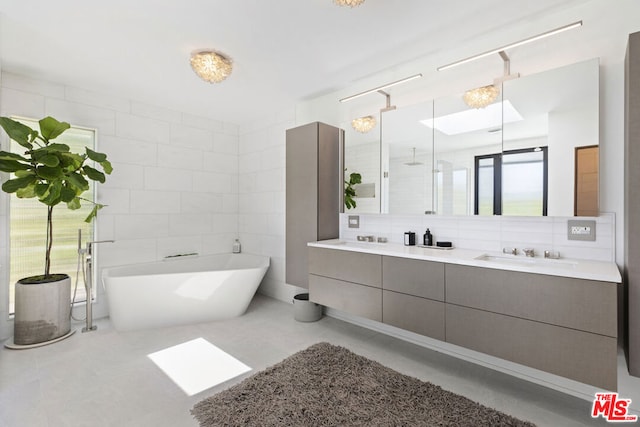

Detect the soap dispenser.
xmin=423 ymin=229 xmax=433 ymax=246
xmin=233 ymin=238 xmax=241 ymax=253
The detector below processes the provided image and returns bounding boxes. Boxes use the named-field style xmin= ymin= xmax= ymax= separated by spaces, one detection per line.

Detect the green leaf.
xmin=0 ymin=151 xmax=28 ymax=162
xmin=0 ymin=117 xmax=35 ymax=149
xmin=349 ymin=172 xmax=362 ymax=185
xmin=67 ymin=197 xmax=81 ymax=210
xmin=16 ymin=184 xmax=36 ymax=198
xmin=82 ymin=165 xmax=105 ymax=183
xmin=84 ymin=204 xmax=105 ymax=223
xmin=60 ymin=185 xmax=76 ymax=202
xmin=38 ymin=154 xmax=60 ymax=167
xmin=14 ymin=170 xmax=35 ymax=178
xmin=0 ymin=159 xmax=29 ymax=172
xmin=65 ymin=172 xmax=89 ymax=191
xmin=59 ymin=152 xmax=84 ymax=169
xmin=35 ymin=183 xmax=48 ymax=196
xmin=86 ymin=148 xmax=107 ymax=162
xmin=100 ymin=159 xmax=113 ymax=175
xmin=40 ymin=181 xmax=62 ymax=205
xmin=1 ymin=175 xmax=36 ymax=193
xmin=44 ymin=143 xmax=70 ymax=152
xmin=37 ymin=165 xmax=63 ymax=180
xmin=38 ymin=116 xmax=70 ymax=141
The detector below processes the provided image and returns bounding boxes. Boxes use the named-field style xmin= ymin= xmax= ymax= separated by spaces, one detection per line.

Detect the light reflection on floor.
xmin=147 ymin=337 xmax=251 ymax=396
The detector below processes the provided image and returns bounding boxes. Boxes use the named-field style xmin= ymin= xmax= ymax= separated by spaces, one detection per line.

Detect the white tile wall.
xmin=340 ymin=212 xmax=617 ymax=263
xmin=238 ymin=109 xmax=296 ymax=303
xmin=0 ymin=72 xmax=240 ymax=339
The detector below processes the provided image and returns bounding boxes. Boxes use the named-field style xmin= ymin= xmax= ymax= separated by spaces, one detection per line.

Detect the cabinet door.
xmin=309 ymin=274 xmax=382 ymax=321
xmin=383 ymin=290 xmax=444 ymax=340
xmin=446 ymin=304 xmax=617 ymax=391
xmin=308 ymin=247 xmax=382 ymax=287
xmin=285 ymin=123 xmax=319 ymax=289
xmin=445 ymin=264 xmax=617 ymax=337
xmin=382 ymin=256 xmax=444 ymax=300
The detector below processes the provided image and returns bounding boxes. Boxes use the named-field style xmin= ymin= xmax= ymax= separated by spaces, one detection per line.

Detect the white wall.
xmin=0 ymin=72 xmax=240 ymax=340
xmin=238 ymin=111 xmax=296 ymax=302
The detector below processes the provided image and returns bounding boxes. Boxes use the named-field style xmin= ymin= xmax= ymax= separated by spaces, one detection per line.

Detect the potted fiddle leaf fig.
xmin=0 ymin=116 xmax=112 ymax=346
xmin=344 ymin=170 xmax=361 ymax=209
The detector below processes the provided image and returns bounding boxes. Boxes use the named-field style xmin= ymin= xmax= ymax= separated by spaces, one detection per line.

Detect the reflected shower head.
xmin=404 ymin=147 xmax=423 ymax=166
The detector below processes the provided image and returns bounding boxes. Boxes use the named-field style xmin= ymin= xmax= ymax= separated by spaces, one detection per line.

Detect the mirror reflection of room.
xmin=350 ymin=58 xmax=599 ymax=217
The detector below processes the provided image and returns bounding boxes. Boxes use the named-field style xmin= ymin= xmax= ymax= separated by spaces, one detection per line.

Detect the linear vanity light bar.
xmin=339 ymin=74 xmax=423 ymax=103
xmin=437 ymin=20 xmax=583 ymax=71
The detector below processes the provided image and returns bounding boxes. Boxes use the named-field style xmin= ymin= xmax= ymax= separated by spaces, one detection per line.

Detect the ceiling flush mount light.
xmin=190 ymin=50 xmax=233 ymax=83
xmin=463 ymin=84 xmax=500 ymax=109
xmin=437 ymin=21 xmax=582 ymax=71
xmin=334 ymin=0 xmax=365 ymax=7
xmin=351 ymin=115 xmax=377 ymax=133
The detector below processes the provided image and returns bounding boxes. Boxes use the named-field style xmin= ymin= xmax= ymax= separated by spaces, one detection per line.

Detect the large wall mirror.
xmin=381 ymin=101 xmax=434 ymax=214
xmin=346 ymin=58 xmax=599 ymax=217
xmin=343 ymin=117 xmax=381 ymax=214
xmin=433 ymin=58 xmax=599 ymax=217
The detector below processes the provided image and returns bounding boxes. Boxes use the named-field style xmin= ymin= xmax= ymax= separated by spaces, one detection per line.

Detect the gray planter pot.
xmin=14 ymin=274 xmax=71 ymax=345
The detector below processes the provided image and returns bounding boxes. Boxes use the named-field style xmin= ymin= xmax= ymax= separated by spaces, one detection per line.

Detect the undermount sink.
xmin=474 ymin=254 xmax=578 ymax=270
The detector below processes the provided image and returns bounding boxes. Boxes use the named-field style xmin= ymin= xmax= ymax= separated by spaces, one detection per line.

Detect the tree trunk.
xmin=45 ymin=205 xmax=53 ymax=277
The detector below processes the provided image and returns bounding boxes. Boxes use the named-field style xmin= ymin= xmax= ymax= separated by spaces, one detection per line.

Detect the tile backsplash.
xmin=340 ymin=213 xmax=616 ymax=263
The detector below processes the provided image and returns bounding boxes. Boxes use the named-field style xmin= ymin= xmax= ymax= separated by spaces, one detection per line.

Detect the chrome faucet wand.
xmin=77 ymin=229 xmax=114 ymax=333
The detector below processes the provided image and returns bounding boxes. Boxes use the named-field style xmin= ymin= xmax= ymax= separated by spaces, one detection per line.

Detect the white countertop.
xmin=308 ymin=239 xmax=622 ymax=283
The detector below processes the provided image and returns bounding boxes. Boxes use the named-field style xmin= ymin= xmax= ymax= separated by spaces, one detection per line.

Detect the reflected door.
xmin=575 ymin=145 xmax=599 ymax=216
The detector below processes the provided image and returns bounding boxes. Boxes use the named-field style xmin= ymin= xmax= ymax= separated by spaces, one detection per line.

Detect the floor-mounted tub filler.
xmin=102 ymin=253 xmax=270 ymax=331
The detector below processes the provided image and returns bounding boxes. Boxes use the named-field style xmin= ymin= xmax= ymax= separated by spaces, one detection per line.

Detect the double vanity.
xmin=308 ymin=239 xmax=621 ymax=391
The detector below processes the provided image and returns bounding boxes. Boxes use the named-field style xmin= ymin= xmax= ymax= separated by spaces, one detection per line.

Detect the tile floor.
xmin=1 ymin=295 xmax=638 ymax=426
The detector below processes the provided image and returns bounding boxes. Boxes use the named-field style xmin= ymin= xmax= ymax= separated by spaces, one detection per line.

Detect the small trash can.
xmin=293 ymin=293 xmax=322 ymax=322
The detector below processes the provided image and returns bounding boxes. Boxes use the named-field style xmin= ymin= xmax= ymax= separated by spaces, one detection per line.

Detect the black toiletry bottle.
xmin=423 ymin=228 xmax=433 ymax=246
xmin=404 ymin=232 xmax=416 ymax=246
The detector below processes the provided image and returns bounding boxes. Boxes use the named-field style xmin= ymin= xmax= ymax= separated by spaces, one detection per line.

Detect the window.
xmin=475 ymin=147 xmax=548 ymax=216
xmin=8 ymin=119 xmax=96 ymax=314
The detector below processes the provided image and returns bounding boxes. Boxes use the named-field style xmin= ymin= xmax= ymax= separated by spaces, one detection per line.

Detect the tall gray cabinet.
xmin=285 ymin=122 xmax=343 ymax=289
xmin=625 ymin=30 xmax=640 ymax=377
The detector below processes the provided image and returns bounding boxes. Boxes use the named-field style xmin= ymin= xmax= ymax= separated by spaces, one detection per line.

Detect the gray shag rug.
xmin=191 ymin=342 xmax=536 ymax=427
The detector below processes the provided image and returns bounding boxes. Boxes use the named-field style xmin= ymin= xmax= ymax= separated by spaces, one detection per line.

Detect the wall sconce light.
xmin=437 ymin=21 xmax=582 ymax=71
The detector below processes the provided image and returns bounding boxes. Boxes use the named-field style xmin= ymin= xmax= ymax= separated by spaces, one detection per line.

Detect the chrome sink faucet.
xmin=544 ymin=250 xmax=561 ymax=259
xmin=503 ymin=247 xmax=518 ymax=255
xmin=523 ymin=248 xmax=535 ymax=258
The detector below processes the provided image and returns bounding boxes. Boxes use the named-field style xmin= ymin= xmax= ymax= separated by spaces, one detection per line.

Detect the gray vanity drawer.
xmin=382 ymin=290 xmax=445 ymax=340
xmin=445 ymin=264 xmax=617 ymax=337
xmin=446 ymin=304 xmax=617 ymax=391
xmin=382 ymin=256 xmax=444 ymax=301
xmin=309 ymin=274 xmax=382 ymax=321
xmin=308 ymin=247 xmax=382 ymax=287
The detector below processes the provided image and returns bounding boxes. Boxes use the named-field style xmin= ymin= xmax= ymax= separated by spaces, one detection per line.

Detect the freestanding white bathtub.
xmin=102 ymin=253 xmax=270 ymax=331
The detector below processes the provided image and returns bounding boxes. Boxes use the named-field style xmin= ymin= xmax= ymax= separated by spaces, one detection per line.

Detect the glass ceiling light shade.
xmin=190 ymin=51 xmax=233 ymax=83
xmin=334 ymin=0 xmax=365 ymax=7
xmin=351 ymin=115 xmax=377 ymax=133
xmin=463 ymin=84 xmax=500 ymax=109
